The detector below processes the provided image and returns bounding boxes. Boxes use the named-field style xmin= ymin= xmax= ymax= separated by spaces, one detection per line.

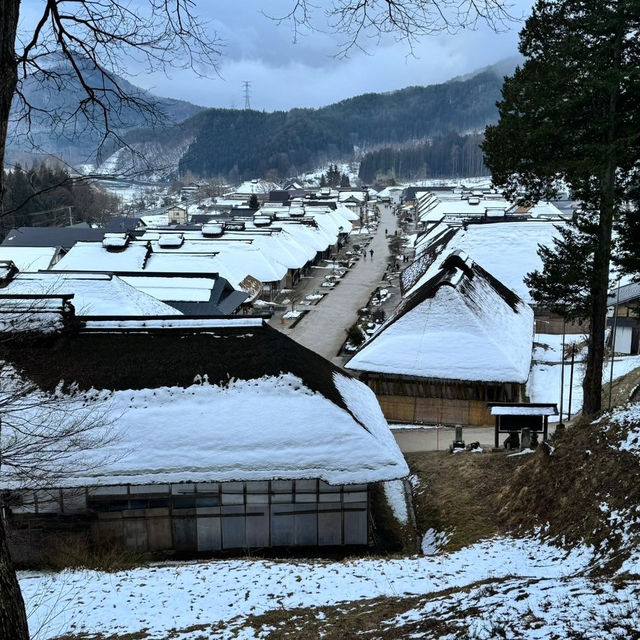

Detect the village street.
xmin=273 ymin=202 xmax=398 ymax=366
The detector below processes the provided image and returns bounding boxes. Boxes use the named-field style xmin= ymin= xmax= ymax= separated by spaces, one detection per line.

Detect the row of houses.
xmin=0 ymin=181 xmax=407 ymax=557
xmin=413 ymin=190 xmax=572 ymax=227
xmin=0 ymin=201 xmax=362 ymax=308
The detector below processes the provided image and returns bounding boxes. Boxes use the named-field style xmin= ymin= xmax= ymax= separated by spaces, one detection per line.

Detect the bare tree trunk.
xmin=0 ymin=4 xmax=31 ymax=637
xmin=0 ymin=0 xmax=20 ymax=204
xmin=582 ymin=216 xmax=611 ymax=417
xmin=0 ymin=509 xmax=29 ymax=640
xmin=581 ymin=12 xmax=624 ymax=418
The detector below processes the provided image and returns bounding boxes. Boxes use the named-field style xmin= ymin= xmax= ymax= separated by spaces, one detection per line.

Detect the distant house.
xmin=608 ymin=281 xmax=640 ymax=355
xmin=167 ymin=205 xmax=188 ymax=225
xmin=1 ymin=317 xmax=408 ymax=555
xmin=376 ymin=186 xmax=403 ymax=205
xmin=347 ymin=252 xmax=534 ymax=426
xmin=338 ymin=190 xmax=366 ymax=220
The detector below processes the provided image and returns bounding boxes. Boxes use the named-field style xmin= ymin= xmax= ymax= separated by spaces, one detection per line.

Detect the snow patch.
xmin=421 ymin=529 xmax=451 ymax=555
xmin=383 ymin=480 xmax=409 ymax=525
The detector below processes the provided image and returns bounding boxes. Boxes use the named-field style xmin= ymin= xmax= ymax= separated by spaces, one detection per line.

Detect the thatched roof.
xmin=347 ymin=253 xmax=534 ymax=384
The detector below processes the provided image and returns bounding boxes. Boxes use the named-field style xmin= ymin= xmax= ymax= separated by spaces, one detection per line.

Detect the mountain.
xmin=7 ymin=56 xmax=512 ymax=180
xmin=6 ymin=55 xmax=204 ymax=165
xmin=451 ymin=54 xmax=523 ymax=83
xmin=174 ymin=67 xmax=504 ymax=180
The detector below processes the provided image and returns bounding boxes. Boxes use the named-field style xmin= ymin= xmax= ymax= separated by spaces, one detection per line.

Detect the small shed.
xmin=488 ymin=402 xmax=558 ymax=448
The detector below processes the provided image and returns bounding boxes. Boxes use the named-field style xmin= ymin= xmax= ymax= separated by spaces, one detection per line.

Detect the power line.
xmin=242 ymin=80 xmax=251 ymax=110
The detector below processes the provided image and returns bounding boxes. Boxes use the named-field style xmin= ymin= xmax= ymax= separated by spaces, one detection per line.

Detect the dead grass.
xmin=602 ymin=365 xmax=640 ymax=408
xmin=239 ymin=580 xmax=497 ymax=640
xmin=498 ymin=414 xmax=640 ymax=570
xmin=406 ymin=449 xmax=530 ymax=551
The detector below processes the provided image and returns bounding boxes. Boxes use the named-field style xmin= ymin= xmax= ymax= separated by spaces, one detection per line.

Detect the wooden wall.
xmin=366 ymin=375 xmax=524 ymax=426
xmin=377 ymin=395 xmax=493 ymax=426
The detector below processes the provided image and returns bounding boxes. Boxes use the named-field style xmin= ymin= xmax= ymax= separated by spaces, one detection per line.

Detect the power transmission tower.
xmin=242 ymin=80 xmax=251 ymax=110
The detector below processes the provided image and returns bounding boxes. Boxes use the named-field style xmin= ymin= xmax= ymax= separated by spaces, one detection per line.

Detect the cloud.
xmin=17 ymin=0 xmax=535 ymax=110
xmin=138 ymin=21 xmax=525 ymax=110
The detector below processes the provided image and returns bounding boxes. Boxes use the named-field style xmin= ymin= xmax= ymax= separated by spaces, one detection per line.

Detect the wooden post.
xmin=494 ymin=416 xmax=500 ymax=449
xmin=559 ymin=318 xmax=566 ymax=422
xmin=568 ymin=351 xmax=575 ymax=420
xmin=543 ymin=415 xmax=549 ymax=442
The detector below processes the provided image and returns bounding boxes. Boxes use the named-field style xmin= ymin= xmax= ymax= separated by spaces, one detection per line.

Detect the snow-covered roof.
xmin=419 ymin=198 xmax=508 ymax=223
xmin=411 ymin=221 xmax=566 ymax=304
xmin=347 ymin=253 xmax=534 ymax=384
xmin=489 ymin=403 xmax=558 ymax=416
xmin=338 ymin=191 xmax=365 ymax=203
xmin=334 ymin=203 xmax=361 ymax=222
xmin=234 ymin=179 xmax=279 ymax=195
xmin=377 ymin=186 xmax=404 ymax=198
xmin=120 ymin=276 xmax=215 ymax=302
xmin=509 ymin=201 xmax=569 ymax=219
xmin=48 ymin=235 xmax=283 ymax=298
xmin=0 ymin=272 xmax=181 ymax=317
xmin=102 ymin=233 xmax=129 ymax=249
xmin=0 ymin=246 xmax=59 ymax=271
xmin=120 ymin=275 xmax=247 ymax=313
xmin=53 ymin=242 xmax=149 ymax=272
xmin=1 ymin=322 xmax=408 ymax=487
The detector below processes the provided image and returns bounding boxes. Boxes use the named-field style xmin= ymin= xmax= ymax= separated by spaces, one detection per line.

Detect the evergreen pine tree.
xmin=483 ymin=0 xmax=640 ymax=416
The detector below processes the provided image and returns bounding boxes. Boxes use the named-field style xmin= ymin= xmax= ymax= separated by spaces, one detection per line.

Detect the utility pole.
xmin=243 ymin=81 xmax=251 ymax=110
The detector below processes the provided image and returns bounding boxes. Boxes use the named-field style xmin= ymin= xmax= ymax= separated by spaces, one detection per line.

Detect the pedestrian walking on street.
xmin=385 ymin=228 xmax=388 ymax=236
xmin=369 ymin=249 xmax=374 ymax=259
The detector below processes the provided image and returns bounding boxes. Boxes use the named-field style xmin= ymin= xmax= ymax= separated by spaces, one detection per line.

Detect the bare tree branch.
xmin=265 ymin=0 xmax=516 ymax=57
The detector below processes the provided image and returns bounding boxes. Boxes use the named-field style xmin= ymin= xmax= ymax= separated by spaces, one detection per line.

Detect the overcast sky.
xmin=19 ymin=0 xmax=535 ymax=112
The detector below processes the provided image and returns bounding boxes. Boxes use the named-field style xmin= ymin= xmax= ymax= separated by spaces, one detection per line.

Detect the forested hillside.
xmin=177 ymin=70 xmax=502 ymax=180
xmin=1 ymin=165 xmax=119 ymax=230
xmin=358 ymin=133 xmax=488 ymax=182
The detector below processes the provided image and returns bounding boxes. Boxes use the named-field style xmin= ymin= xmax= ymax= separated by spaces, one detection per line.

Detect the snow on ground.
xmin=20 ymin=536 xmax=596 ymax=640
xmin=527 ymin=334 xmax=640 ymax=421
xmin=385 ymin=575 xmax=640 ymax=640
xmin=421 ymin=529 xmax=451 ymax=555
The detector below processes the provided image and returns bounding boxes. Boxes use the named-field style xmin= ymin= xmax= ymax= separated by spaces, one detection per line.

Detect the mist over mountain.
xmin=6 ymin=57 xmax=515 ymax=180
xmin=6 ymin=55 xmax=204 ymax=166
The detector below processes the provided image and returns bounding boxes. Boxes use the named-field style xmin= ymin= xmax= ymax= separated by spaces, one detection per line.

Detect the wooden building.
xmin=347 ymin=253 xmax=534 ymax=426
xmin=1 ymin=314 xmax=407 ymax=557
